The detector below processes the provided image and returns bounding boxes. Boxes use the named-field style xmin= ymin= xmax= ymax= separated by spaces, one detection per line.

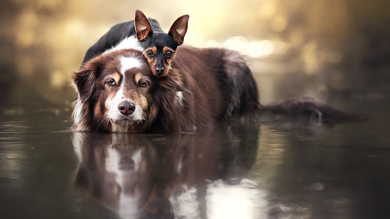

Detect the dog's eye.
xmin=138 ymin=80 xmax=148 ymax=88
xmin=146 ymin=50 xmax=154 ymax=57
xmin=165 ymin=51 xmax=173 ymax=58
xmin=106 ymin=79 xmax=117 ymax=86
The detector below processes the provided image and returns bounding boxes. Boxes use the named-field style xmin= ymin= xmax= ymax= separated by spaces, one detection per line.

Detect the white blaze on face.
xmin=106 ymin=56 xmax=145 ymax=132
xmin=119 ymin=56 xmax=142 ymax=75
xmin=105 ymin=146 xmax=144 ymax=218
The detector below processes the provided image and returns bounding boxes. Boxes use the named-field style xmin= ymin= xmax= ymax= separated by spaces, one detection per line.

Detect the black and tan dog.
xmin=82 ymin=10 xmax=189 ymax=78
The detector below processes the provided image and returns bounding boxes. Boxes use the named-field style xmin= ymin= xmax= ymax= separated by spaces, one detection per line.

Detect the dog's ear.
xmin=135 ymin=10 xmax=153 ymax=41
xmin=168 ymin=15 xmax=189 ymax=46
xmin=73 ymin=58 xmax=101 ymax=103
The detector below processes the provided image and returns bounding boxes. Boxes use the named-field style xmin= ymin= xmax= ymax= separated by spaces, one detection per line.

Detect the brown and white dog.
xmin=72 ymin=46 xmax=261 ymax=133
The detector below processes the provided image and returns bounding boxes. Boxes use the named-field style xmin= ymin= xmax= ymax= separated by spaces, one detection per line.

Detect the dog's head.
xmin=72 ymin=49 xmax=160 ymax=133
xmin=134 ymin=10 xmax=189 ymax=78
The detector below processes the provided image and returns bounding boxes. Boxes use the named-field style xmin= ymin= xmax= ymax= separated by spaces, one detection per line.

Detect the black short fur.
xmin=81 ymin=18 xmax=163 ymax=64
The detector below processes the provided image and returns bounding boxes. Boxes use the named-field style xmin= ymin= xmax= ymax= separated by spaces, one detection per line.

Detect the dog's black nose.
xmin=155 ymin=66 xmax=164 ymax=75
xmin=118 ymin=101 xmax=135 ymax=115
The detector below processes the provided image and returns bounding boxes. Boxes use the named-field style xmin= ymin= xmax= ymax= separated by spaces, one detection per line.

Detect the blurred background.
xmin=1 ymin=0 xmax=390 ymax=106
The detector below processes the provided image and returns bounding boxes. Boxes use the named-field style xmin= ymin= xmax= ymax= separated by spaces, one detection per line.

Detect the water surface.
xmin=1 ymin=91 xmax=390 ymax=218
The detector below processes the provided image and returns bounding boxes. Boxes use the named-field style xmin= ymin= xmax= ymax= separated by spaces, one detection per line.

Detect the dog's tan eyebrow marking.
xmin=103 ymin=72 xmax=121 ymax=83
xmin=144 ymin=46 xmax=157 ymax=55
xmin=163 ymin=46 xmax=174 ymax=54
xmin=111 ymin=72 xmax=121 ymax=83
xmin=134 ymin=72 xmax=143 ymax=83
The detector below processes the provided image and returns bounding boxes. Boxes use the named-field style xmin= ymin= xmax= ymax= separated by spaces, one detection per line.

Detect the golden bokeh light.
xmin=1 ymin=0 xmax=389 ymax=103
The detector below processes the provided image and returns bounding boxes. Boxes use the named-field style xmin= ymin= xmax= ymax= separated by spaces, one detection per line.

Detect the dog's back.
xmin=166 ymin=46 xmax=261 ymax=130
xmin=82 ymin=18 xmax=163 ymax=64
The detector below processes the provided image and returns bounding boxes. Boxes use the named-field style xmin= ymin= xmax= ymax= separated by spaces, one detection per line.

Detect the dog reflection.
xmin=73 ymin=133 xmax=158 ymax=218
xmin=72 ymin=122 xmax=261 ymax=218
xmin=71 ymin=112 xmax=354 ymax=218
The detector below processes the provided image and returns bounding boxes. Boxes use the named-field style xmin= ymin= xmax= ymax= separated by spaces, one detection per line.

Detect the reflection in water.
xmin=206 ymin=179 xmax=267 ymax=219
xmin=73 ymin=118 xmax=344 ymax=219
xmin=0 ymin=120 xmax=30 ymax=189
xmin=70 ymin=114 xmax=352 ymax=218
xmin=72 ymin=120 xmax=268 ymax=218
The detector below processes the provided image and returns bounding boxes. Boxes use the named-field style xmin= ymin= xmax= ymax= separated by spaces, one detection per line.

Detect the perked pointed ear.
xmin=134 ymin=10 xmax=153 ymax=41
xmin=73 ymin=60 xmax=100 ymax=103
xmin=168 ymin=15 xmax=189 ymax=45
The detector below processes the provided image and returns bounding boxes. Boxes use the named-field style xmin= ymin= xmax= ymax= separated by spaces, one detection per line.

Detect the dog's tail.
xmin=221 ymin=50 xmax=366 ymax=124
xmin=262 ymin=97 xmax=367 ymax=123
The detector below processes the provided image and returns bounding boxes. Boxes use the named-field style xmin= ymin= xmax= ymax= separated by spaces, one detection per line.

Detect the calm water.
xmin=1 ymin=76 xmax=390 ymax=219
xmin=1 ymin=0 xmax=390 ymax=217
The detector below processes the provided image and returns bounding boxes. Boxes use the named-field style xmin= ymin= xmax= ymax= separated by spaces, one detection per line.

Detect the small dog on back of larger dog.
xmin=82 ymin=10 xmax=188 ymax=78
xmin=72 ymin=11 xmax=365 ymax=133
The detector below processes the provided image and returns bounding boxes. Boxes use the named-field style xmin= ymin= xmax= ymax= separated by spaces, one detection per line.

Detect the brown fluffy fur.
xmin=72 ymin=46 xmax=364 ymax=133
xmin=72 ymin=46 xmax=261 ymax=133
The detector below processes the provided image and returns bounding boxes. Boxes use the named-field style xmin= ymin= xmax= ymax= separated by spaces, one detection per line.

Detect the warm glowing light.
xmin=246 ymin=40 xmax=275 ymax=58
xmin=258 ymin=1 xmax=277 ymax=19
xmin=222 ymin=37 xmax=276 ymax=58
xmin=273 ymin=41 xmax=292 ymax=55
xmin=206 ymin=179 xmax=267 ymax=219
xmin=185 ymin=31 xmax=205 ymax=47
xmin=15 ymin=11 xmax=38 ymax=48
xmin=204 ymin=40 xmax=220 ymax=48
xmin=223 ymin=36 xmax=248 ymax=54
xmin=271 ymin=16 xmax=287 ymax=32
xmin=301 ymin=41 xmax=321 ymax=74
xmin=5 ymin=0 xmax=368 ymax=102
xmin=50 ymin=70 xmax=66 ymax=88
